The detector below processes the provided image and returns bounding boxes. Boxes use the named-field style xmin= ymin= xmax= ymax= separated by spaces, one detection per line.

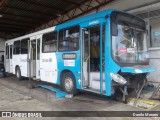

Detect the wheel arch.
xmin=60 ymin=69 xmax=76 ymax=87
xmin=15 ymin=65 xmax=20 ymax=72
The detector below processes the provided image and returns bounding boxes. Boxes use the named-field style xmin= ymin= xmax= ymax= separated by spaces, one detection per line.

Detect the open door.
xmin=36 ymin=37 xmax=41 ymax=79
xmin=28 ymin=35 xmax=41 ymax=79
xmin=30 ymin=39 xmax=36 ymax=78
xmin=81 ymin=23 xmax=106 ymax=94
xmin=5 ymin=45 xmax=9 ymax=72
xmin=82 ymin=28 xmax=90 ymax=88
xmin=9 ymin=45 xmax=13 ymax=73
xmin=5 ymin=43 xmax=13 ymax=73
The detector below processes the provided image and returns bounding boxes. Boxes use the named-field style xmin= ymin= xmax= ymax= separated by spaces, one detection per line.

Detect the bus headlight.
xmin=110 ymin=73 xmax=127 ymax=85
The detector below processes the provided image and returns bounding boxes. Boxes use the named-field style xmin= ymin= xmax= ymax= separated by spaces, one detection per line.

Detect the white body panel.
xmin=31 ymin=60 xmax=36 ymax=77
xmin=9 ymin=59 xmax=13 ymax=73
xmin=5 ymin=59 xmax=10 ymax=72
xmin=5 ymin=27 xmax=56 ymax=80
xmin=12 ymin=54 xmax=28 ymax=77
xmin=12 ymin=55 xmax=20 ymax=74
xmin=36 ymin=60 xmax=40 ymax=79
xmin=20 ymin=54 xmax=28 ymax=77
xmin=40 ymin=53 xmax=57 ymax=83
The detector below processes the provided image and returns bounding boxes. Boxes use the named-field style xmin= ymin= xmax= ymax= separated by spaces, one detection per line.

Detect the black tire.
xmin=61 ymin=72 xmax=77 ymax=95
xmin=16 ymin=67 xmax=22 ymax=80
xmin=114 ymin=89 xmax=127 ymax=103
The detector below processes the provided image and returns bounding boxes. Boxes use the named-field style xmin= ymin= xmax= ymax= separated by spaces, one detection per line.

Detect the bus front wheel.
xmin=61 ymin=72 xmax=77 ymax=95
xmin=16 ymin=67 xmax=22 ymax=80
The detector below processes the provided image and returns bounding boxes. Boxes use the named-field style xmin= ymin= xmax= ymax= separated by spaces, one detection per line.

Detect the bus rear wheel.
xmin=16 ymin=67 xmax=22 ymax=80
xmin=61 ymin=72 xmax=77 ymax=95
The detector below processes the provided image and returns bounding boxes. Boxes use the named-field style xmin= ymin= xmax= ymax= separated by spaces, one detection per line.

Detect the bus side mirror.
xmin=112 ymin=22 xmax=118 ymax=36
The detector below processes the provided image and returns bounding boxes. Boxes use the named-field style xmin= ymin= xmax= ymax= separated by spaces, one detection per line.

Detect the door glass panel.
xmin=13 ymin=41 xmax=20 ymax=55
xmin=36 ymin=38 xmax=41 ymax=78
xmin=37 ymin=39 xmax=40 ymax=60
xmin=102 ymin=24 xmax=105 ymax=93
xmin=82 ymin=24 xmax=105 ymax=93
xmin=6 ymin=45 xmax=9 ymax=59
xmin=10 ymin=45 xmax=12 ymax=59
xmin=31 ymin=40 xmax=36 ymax=60
xmin=90 ymin=26 xmax=100 ymax=72
xmin=29 ymin=39 xmax=36 ymax=77
xmin=21 ymin=38 xmax=29 ymax=54
xmin=82 ymin=29 xmax=90 ymax=87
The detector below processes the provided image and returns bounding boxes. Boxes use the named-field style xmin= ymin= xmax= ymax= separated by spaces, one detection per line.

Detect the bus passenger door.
xmin=5 ymin=44 xmax=13 ymax=73
xmin=28 ymin=36 xmax=41 ymax=79
xmin=81 ymin=23 xmax=105 ymax=94
xmin=29 ymin=39 xmax=36 ymax=78
xmin=9 ymin=45 xmax=13 ymax=73
xmin=82 ymin=28 xmax=90 ymax=87
xmin=5 ymin=45 xmax=9 ymax=72
xmin=36 ymin=37 xmax=41 ymax=79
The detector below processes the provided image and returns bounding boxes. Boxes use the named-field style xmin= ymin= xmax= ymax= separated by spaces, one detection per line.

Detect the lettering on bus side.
xmin=62 ymin=53 xmax=76 ymax=59
xmin=42 ymin=58 xmax=52 ymax=62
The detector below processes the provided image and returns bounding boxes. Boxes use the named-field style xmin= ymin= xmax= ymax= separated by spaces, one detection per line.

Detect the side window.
xmin=10 ymin=45 xmax=12 ymax=59
xmin=21 ymin=38 xmax=29 ymax=54
xmin=6 ymin=45 xmax=9 ymax=59
xmin=37 ymin=39 xmax=40 ymax=60
xmin=42 ymin=31 xmax=57 ymax=53
xmin=13 ymin=41 xmax=20 ymax=55
xmin=58 ymin=26 xmax=79 ymax=51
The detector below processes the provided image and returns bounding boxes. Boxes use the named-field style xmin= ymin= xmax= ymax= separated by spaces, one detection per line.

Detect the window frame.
xmin=13 ymin=40 xmax=21 ymax=55
xmin=37 ymin=38 xmax=40 ymax=60
xmin=147 ymin=17 xmax=160 ymax=49
xmin=58 ymin=25 xmax=80 ymax=52
xmin=21 ymin=38 xmax=29 ymax=54
xmin=10 ymin=45 xmax=13 ymax=59
xmin=42 ymin=31 xmax=57 ymax=53
xmin=5 ymin=45 xmax=9 ymax=59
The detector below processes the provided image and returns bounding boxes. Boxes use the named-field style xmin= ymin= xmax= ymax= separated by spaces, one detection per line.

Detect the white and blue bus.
xmin=5 ymin=10 xmax=154 ymax=101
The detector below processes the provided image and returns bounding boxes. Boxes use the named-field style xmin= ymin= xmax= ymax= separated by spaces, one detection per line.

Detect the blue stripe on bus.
xmin=55 ymin=51 xmax=81 ymax=89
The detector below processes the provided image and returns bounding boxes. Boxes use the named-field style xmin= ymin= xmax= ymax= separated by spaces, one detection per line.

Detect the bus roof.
xmin=55 ymin=9 xmax=114 ymax=30
xmin=6 ymin=9 xmax=118 ymax=42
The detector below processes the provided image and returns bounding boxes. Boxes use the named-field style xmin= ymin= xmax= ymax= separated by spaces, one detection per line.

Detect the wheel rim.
xmin=64 ymin=77 xmax=73 ymax=91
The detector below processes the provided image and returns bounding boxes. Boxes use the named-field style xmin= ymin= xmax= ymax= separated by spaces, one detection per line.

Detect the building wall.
xmin=100 ymin=0 xmax=158 ymax=11
xmin=147 ymin=18 xmax=160 ymax=82
xmin=148 ymin=51 xmax=160 ymax=82
xmin=82 ymin=0 xmax=159 ymax=15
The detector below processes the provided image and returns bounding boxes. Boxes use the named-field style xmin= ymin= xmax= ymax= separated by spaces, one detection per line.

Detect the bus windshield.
xmin=111 ymin=12 xmax=149 ymax=65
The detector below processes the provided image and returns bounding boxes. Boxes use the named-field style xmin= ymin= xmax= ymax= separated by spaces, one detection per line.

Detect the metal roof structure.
xmin=0 ymin=0 xmax=114 ymax=39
